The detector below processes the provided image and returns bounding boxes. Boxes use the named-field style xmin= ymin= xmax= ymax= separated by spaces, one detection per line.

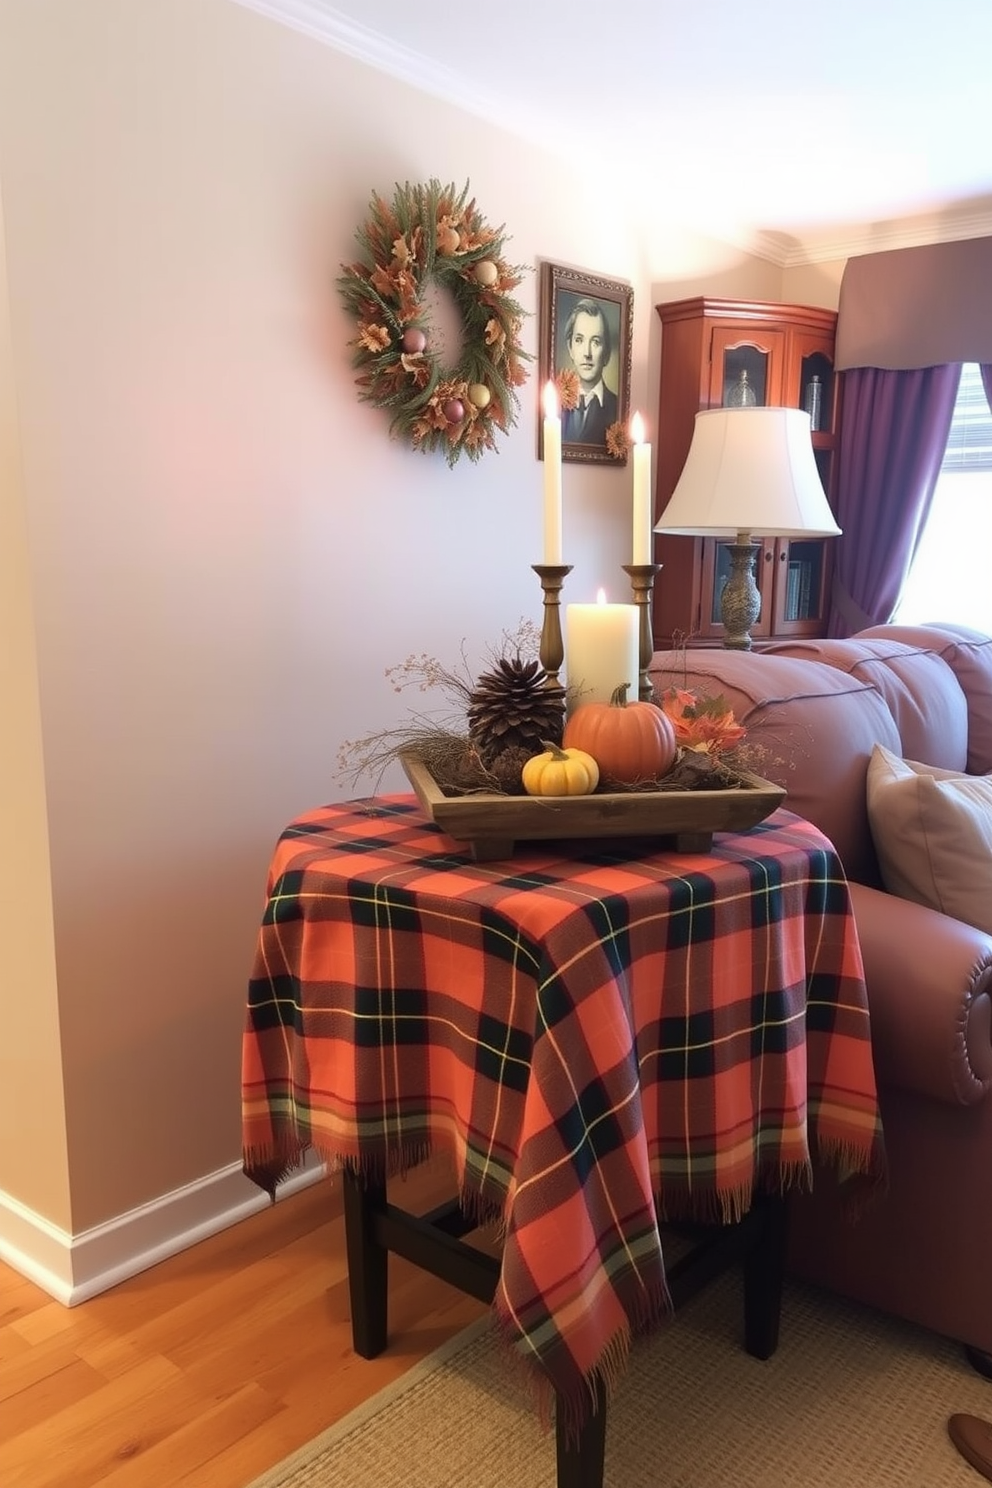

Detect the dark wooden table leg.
xmin=555 ymin=1377 xmax=608 ymax=1488
xmin=342 ymin=1166 xmax=389 ymax=1358
xmin=742 ymin=1193 xmax=787 ymax=1359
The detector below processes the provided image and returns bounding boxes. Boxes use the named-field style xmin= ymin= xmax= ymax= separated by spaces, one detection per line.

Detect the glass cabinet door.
xmin=710 ymin=327 xmax=787 ymax=408
xmin=768 ymin=537 xmax=832 ymax=635
xmin=780 ymin=539 xmax=824 ymax=622
xmin=791 ymin=329 xmax=836 ymax=426
xmin=799 ymin=355 xmax=831 ymax=432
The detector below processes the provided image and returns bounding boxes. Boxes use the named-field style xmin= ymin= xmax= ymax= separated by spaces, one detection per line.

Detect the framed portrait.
xmin=538 ymin=263 xmax=634 ymax=466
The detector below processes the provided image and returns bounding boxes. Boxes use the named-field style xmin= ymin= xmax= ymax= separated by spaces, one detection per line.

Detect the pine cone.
xmin=434 ymin=741 xmax=490 ymax=795
xmin=467 ymin=656 xmax=565 ymax=765
xmin=488 ymin=745 xmax=534 ymax=795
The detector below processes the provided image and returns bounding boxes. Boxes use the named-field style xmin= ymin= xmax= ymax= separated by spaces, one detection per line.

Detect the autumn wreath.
xmin=337 ymin=179 xmax=531 ymax=467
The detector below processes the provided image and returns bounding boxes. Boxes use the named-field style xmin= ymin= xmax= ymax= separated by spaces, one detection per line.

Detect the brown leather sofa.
xmin=647 ymin=622 xmax=992 ymax=1359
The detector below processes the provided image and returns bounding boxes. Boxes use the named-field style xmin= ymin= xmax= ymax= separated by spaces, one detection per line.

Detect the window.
xmin=895 ymin=363 xmax=992 ymax=629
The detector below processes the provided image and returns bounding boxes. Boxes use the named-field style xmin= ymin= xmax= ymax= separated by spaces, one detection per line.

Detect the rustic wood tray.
xmin=401 ymin=753 xmax=786 ymax=862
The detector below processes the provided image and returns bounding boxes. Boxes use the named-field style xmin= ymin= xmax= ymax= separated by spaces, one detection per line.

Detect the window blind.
xmin=942 ymin=363 xmax=992 ymax=473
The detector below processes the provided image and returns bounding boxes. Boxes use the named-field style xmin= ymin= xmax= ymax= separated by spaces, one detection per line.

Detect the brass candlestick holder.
xmin=531 ymin=564 xmax=572 ymax=688
xmin=622 ymin=562 xmax=662 ymax=701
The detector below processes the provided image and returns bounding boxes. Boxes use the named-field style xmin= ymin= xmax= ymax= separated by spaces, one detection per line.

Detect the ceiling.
xmin=237 ymin=0 xmax=992 ymax=265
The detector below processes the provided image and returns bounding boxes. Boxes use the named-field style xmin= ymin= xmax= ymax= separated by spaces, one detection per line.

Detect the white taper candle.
xmin=631 ymin=411 xmax=652 ymax=565
xmin=542 ymin=381 xmax=563 ymax=565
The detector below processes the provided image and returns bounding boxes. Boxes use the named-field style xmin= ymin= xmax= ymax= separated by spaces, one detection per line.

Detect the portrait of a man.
xmin=559 ymin=296 xmax=619 ymax=445
xmin=540 ymin=264 xmax=633 ymax=465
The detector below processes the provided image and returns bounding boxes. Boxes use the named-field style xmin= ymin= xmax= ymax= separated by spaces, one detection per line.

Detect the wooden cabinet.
xmin=652 ymin=298 xmax=842 ymax=648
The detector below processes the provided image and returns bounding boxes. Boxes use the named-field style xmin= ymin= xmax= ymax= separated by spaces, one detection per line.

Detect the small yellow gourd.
xmin=521 ymin=742 xmax=600 ymax=797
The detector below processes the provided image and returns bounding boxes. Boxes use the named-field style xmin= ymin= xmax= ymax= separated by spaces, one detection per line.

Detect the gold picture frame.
xmin=538 ymin=262 xmax=634 ymax=466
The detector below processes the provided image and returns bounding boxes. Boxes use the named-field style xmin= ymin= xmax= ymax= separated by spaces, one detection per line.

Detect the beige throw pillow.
xmin=866 ymin=743 xmax=992 ymax=931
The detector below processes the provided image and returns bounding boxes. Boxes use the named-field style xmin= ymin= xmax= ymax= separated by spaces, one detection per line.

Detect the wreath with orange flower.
xmin=338 ymin=179 xmax=532 ymax=468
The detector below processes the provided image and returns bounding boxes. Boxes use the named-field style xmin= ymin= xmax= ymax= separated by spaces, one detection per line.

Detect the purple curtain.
xmin=827 ymin=364 xmax=961 ymax=637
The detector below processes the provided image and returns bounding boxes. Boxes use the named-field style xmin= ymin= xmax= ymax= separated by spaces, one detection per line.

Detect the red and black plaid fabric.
xmin=242 ymin=796 xmax=884 ymax=1418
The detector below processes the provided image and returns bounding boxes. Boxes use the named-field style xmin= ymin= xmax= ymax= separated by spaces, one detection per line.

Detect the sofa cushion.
xmin=866 ymin=743 xmax=992 ymax=932
xmin=764 ymin=637 xmax=969 ymax=771
xmin=648 ymin=649 xmax=901 ymax=884
xmin=858 ymin=624 xmax=992 ymax=774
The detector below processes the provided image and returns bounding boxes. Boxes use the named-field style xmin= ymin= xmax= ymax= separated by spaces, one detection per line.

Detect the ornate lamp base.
xmin=721 ymin=538 xmax=761 ymax=651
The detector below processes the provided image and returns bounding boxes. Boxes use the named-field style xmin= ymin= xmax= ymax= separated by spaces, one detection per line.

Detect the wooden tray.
xmin=401 ymin=753 xmax=786 ymax=862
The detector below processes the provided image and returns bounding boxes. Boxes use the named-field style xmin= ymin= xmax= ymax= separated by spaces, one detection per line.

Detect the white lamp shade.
xmin=654 ymin=406 xmax=842 ymax=538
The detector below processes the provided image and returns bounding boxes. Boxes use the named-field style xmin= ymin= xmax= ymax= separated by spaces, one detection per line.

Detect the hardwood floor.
xmin=0 ymin=1166 xmax=493 ymax=1488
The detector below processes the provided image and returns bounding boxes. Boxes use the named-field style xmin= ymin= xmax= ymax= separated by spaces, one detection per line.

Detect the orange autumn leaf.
xmin=659 ymin=687 xmax=747 ymax=755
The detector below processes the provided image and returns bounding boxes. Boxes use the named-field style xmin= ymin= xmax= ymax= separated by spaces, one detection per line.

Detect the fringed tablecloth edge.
xmin=654 ymin=1157 xmax=814 ymax=1226
xmin=813 ymin=1132 xmax=889 ymax=1216
xmin=241 ymin=1134 xmax=507 ymax=1230
xmin=491 ymin=1274 xmax=674 ymax=1444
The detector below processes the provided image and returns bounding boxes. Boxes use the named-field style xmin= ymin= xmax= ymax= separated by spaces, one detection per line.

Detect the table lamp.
xmin=653 ymin=406 xmax=841 ymax=650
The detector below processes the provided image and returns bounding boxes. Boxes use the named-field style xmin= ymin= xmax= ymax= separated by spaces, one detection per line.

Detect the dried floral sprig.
xmin=384 ymin=619 xmax=542 ymax=700
xmin=336 ymin=620 xmax=544 ymax=793
xmin=336 ymin=725 xmax=494 ymax=796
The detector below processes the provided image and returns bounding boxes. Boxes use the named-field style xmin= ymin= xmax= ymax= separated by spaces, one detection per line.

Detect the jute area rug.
xmin=245 ymin=1267 xmax=992 ymax=1488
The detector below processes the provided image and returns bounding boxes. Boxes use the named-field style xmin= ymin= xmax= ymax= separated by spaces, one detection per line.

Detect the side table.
xmin=242 ymin=795 xmax=884 ymax=1488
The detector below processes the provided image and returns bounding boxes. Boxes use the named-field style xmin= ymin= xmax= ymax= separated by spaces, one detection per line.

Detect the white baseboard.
xmin=0 ymin=1154 xmax=327 ymax=1305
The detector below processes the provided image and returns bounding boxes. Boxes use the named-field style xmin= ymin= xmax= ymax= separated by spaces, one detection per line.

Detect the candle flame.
xmin=543 ymin=380 xmax=560 ymax=420
xmin=596 ymin=587 xmax=607 ymax=605
xmin=630 ymin=411 xmax=645 ymax=444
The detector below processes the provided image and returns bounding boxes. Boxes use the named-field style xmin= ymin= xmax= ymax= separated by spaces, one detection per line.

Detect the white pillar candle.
xmin=542 ymin=381 xmax=563 ymax=565
xmin=565 ymin=590 xmax=639 ymax=709
xmin=631 ymin=411 xmax=653 ymax=565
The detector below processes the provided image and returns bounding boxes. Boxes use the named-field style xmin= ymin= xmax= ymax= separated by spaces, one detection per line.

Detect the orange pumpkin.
xmin=562 ymin=683 xmax=678 ymax=785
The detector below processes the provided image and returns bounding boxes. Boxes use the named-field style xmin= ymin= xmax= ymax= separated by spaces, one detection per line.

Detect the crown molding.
xmin=229 ymin=0 xmax=992 ymax=271
xmin=751 ymin=203 xmax=992 ymax=268
xmin=229 ymin=0 xmax=543 ymax=137
xmin=231 ymin=0 xmax=450 ymax=81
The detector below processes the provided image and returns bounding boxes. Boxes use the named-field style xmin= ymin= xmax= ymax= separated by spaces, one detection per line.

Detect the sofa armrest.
xmin=848 ymin=881 xmax=992 ymax=1105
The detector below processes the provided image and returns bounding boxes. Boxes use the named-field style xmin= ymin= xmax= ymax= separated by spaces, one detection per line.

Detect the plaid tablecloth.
xmin=242 ymin=795 xmax=884 ymax=1420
